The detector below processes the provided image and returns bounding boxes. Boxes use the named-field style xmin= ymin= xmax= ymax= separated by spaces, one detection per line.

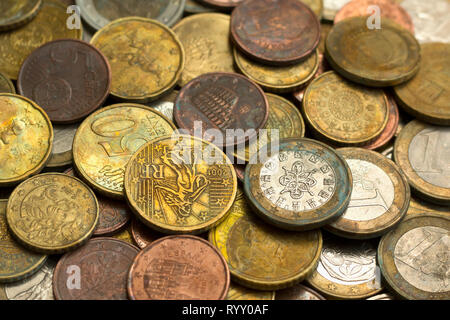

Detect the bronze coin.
xmin=130 ymin=219 xmax=161 ymax=249
xmin=174 ymin=72 xmax=269 ymax=148
xmin=234 ymin=164 xmax=246 ymax=183
xmin=128 ymin=235 xmax=230 ymax=300
xmin=17 ymin=39 xmax=111 ymax=124
xmin=53 ymin=238 xmax=140 ymax=300
xmin=231 ymin=0 xmax=320 ymax=66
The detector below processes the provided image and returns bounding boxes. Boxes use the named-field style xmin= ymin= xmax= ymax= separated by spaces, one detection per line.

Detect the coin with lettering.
xmin=128 ymin=235 xmax=230 ymax=300
xmin=394 ymin=121 xmax=450 ymax=205
xmin=0 ymin=0 xmax=82 ymax=80
xmin=231 ymin=0 xmax=320 ymax=66
xmin=0 ymin=73 xmax=15 ymax=94
xmin=0 ymin=0 xmax=42 ymax=31
xmin=276 ymin=283 xmax=326 ymax=300
xmin=90 ymin=17 xmax=184 ymax=103
xmin=394 ymin=43 xmax=450 ymax=125
xmin=131 ymin=219 xmax=161 ymax=249
xmin=46 ymin=124 xmax=78 ymax=168
xmin=198 ymin=0 xmax=244 ymax=9
xmin=53 ymin=238 xmax=140 ymax=300
xmin=325 ymin=17 xmax=420 ymax=87
xmin=124 ymin=135 xmax=237 ymax=234
xmin=210 ymin=189 xmax=322 ymax=290
xmin=146 ymin=90 xmax=178 ymax=122
xmin=227 ymin=283 xmax=275 ymax=300
xmin=378 ymin=213 xmax=449 ymax=300
xmin=6 ymin=173 xmax=99 ymax=254
xmin=406 ymin=197 xmax=449 ymax=217
xmin=73 ymin=104 xmax=176 ymax=199
xmin=0 ymin=94 xmax=53 ymax=187
xmin=303 ymin=71 xmax=389 ymax=146
xmin=184 ymin=0 xmax=214 ymax=13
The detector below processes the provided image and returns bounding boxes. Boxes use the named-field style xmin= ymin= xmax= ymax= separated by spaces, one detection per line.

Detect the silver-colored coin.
xmin=52 ymin=124 xmax=78 ymax=155
xmin=148 ymin=101 xmax=174 ymax=122
xmin=367 ymin=293 xmax=395 ymax=300
xmin=322 ymin=0 xmax=351 ymax=20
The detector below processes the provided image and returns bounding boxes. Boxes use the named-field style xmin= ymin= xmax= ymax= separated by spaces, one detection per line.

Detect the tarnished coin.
xmin=0 ymin=73 xmax=15 ymax=94
xmin=46 ymin=124 xmax=78 ymax=168
xmin=231 ymin=0 xmax=320 ymax=66
xmin=307 ymin=234 xmax=383 ymax=299
xmin=210 ymin=189 xmax=322 ymax=290
xmin=276 ymin=284 xmax=326 ymax=300
xmin=131 ymin=219 xmax=161 ymax=249
xmin=394 ymin=121 xmax=450 ymax=205
xmin=394 ymin=43 xmax=450 ymax=125
xmin=366 ymin=293 xmax=395 ymax=300
xmin=0 ymin=94 xmax=53 ymax=187
xmin=53 ymin=238 xmax=140 ymax=300
xmin=0 ymin=0 xmax=42 ymax=31
xmin=0 ymin=0 xmax=82 ymax=80
xmin=199 ymin=0 xmax=244 ymax=9
xmin=407 ymin=197 xmax=449 ymax=217
xmin=173 ymin=13 xmax=235 ymax=87
xmin=325 ymin=17 xmax=421 ymax=87
xmin=326 ymin=148 xmax=410 ymax=239
xmin=302 ymin=71 xmax=389 ymax=146
xmin=184 ymin=0 xmax=214 ymax=13
xmin=227 ymin=283 xmax=275 ymax=300
xmin=90 ymin=17 xmax=184 ymax=103
xmin=378 ymin=213 xmax=449 ymax=300
xmin=72 ymin=104 xmax=176 ymax=199
xmin=0 ymin=200 xmax=47 ymax=284
xmin=18 ymin=39 xmax=111 ymax=124
xmin=128 ymin=235 xmax=230 ymax=300
xmin=146 ymin=90 xmax=178 ymax=122
xmin=6 ymin=173 xmax=99 ymax=254
xmin=124 ymin=135 xmax=237 ymax=234
xmin=76 ymin=0 xmax=186 ymax=30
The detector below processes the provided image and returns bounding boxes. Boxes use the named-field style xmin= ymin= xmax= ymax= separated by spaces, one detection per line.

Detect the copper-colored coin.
xmin=127 ymin=235 xmax=230 ymax=300
xmin=18 ymin=39 xmax=111 ymax=124
xmin=131 ymin=219 xmax=161 ymax=249
xmin=0 ymin=72 xmax=15 ymax=94
xmin=174 ymin=72 xmax=269 ymax=148
xmin=230 ymin=0 xmax=320 ymax=66
xmin=276 ymin=284 xmax=326 ymax=300
xmin=234 ymin=164 xmax=245 ymax=183
xmin=53 ymin=238 xmax=140 ymax=300
xmin=334 ymin=0 xmax=414 ymax=34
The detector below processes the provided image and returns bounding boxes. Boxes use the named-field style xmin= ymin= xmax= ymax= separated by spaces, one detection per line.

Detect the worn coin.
xmin=0 ymin=73 xmax=15 ymax=94
xmin=184 ymin=0 xmax=214 ymax=13
xmin=407 ymin=197 xmax=449 ymax=217
xmin=131 ymin=219 xmax=161 ymax=249
xmin=378 ymin=213 xmax=449 ymax=300
xmin=128 ymin=235 xmax=230 ymax=300
xmin=276 ymin=283 xmax=326 ymax=300
xmin=146 ymin=90 xmax=178 ymax=122
xmin=0 ymin=0 xmax=42 ymax=31
xmin=46 ymin=124 xmax=78 ymax=168
xmin=227 ymin=283 xmax=275 ymax=300
xmin=90 ymin=17 xmax=184 ymax=103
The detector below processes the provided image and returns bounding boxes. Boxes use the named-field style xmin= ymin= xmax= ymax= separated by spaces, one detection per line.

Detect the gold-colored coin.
xmin=301 ymin=0 xmax=323 ymax=19
xmin=0 ymin=200 xmax=47 ymax=283
xmin=0 ymin=0 xmax=42 ymax=31
xmin=90 ymin=17 xmax=184 ymax=103
xmin=6 ymin=173 xmax=99 ymax=254
xmin=234 ymin=48 xmax=319 ymax=93
xmin=73 ymin=104 xmax=176 ymax=199
xmin=394 ymin=43 xmax=450 ymax=125
xmin=173 ymin=13 xmax=235 ymax=87
xmin=111 ymin=222 xmax=136 ymax=246
xmin=125 ymin=135 xmax=237 ymax=235
xmin=0 ymin=0 xmax=82 ymax=80
xmin=209 ymin=188 xmax=322 ymax=290
xmin=318 ymin=22 xmax=333 ymax=55
xmin=227 ymin=283 xmax=275 ymax=300
xmin=407 ymin=197 xmax=449 ymax=217
xmin=303 ymin=71 xmax=389 ymax=146
xmin=0 ymin=73 xmax=15 ymax=93
xmin=0 ymin=94 xmax=53 ymax=187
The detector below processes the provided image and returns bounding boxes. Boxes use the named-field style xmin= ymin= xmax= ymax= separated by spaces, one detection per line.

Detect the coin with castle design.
xmin=0 ymin=0 xmax=42 ymax=31
xmin=73 ymin=104 xmax=176 ymax=199
xmin=244 ymin=138 xmax=352 ymax=231
xmin=378 ymin=214 xmax=449 ymax=300
xmin=0 ymin=73 xmax=15 ymax=94
xmin=227 ymin=283 xmax=275 ymax=300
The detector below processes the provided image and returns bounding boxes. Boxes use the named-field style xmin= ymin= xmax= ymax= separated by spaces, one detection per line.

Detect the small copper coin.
xmin=53 ymin=238 xmax=140 ymax=300
xmin=18 ymin=39 xmax=111 ymax=123
xmin=131 ymin=219 xmax=161 ymax=249
xmin=199 ymin=0 xmax=244 ymax=9
xmin=231 ymin=0 xmax=320 ymax=66
xmin=128 ymin=235 xmax=230 ymax=300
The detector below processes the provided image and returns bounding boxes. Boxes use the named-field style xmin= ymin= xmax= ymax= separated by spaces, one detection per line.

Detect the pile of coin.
xmin=0 ymin=0 xmax=448 ymax=301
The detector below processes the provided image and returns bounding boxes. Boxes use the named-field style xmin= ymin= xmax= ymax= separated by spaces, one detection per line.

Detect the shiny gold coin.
xmin=173 ymin=13 xmax=235 ymax=87
xmin=6 ymin=173 xmax=99 ymax=254
xmin=209 ymin=188 xmax=322 ymax=290
xmin=0 ymin=94 xmax=53 ymax=187
xmin=124 ymin=135 xmax=238 ymax=235
xmin=227 ymin=283 xmax=275 ymax=300
xmin=394 ymin=43 xmax=450 ymax=125
xmin=73 ymin=104 xmax=176 ymax=199
xmin=90 ymin=17 xmax=184 ymax=103
xmin=0 ymin=0 xmax=42 ymax=31
xmin=303 ymin=71 xmax=389 ymax=146
xmin=407 ymin=197 xmax=449 ymax=217
xmin=0 ymin=0 xmax=82 ymax=80
xmin=0 ymin=73 xmax=15 ymax=93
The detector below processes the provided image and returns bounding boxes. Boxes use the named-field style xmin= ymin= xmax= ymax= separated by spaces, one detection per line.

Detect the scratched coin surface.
xmin=124 ymin=135 xmax=237 ymax=234
xmin=0 ymin=94 xmax=53 ymax=187
xmin=303 ymin=71 xmax=389 ymax=146
xmin=73 ymin=104 xmax=176 ymax=199
xmin=90 ymin=17 xmax=184 ymax=103
xmin=307 ymin=234 xmax=383 ymax=299
xmin=378 ymin=214 xmax=450 ymax=300
xmin=325 ymin=17 xmax=421 ymax=87
xmin=6 ymin=173 xmax=99 ymax=254
xmin=0 ymin=73 xmax=15 ymax=94
xmin=0 ymin=200 xmax=47 ymax=284
xmin=276 ymin=283 xmax=326 ymax=300
xmin=128 ymin=235 xmax=230 ymax=300
xmin=210 ymin=188 xmax=322 ymax=290
xmin=46 ymin=124 xmax=78 ymax=168
xmin=0 ymin=0 xmax=42 ymax=31
xmin=173 ymin=13 xmax=235 ymax=87
xmin=227 ymin=283 xmax=274 ymax=300
xmin=18 ymin=39 xmax=111 ymax=123
xmin=231 ymin=0 xmax=320 ymax=65
xmin=53 ymin=238 xmax=140 ymax=300
xmin=326 ymin=148 xmax=410 ymax=239
xmin=0 ymin=0 xmax=82 ymax=80
xmin=131 ymin=219 xmax=161 ymax=249
xmin=394 ymin=121 xmax=450 ymax=205
xmin=394 ymin=43 xmax=450 ymax=125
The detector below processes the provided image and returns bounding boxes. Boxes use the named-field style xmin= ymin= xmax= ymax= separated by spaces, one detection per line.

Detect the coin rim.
xmin=0 ymin=0 xmax=42 ymax=31
xmin=0 ymin=72 xmax=16 ymax=94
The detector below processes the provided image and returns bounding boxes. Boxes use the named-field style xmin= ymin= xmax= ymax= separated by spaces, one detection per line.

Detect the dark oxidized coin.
xmin=131 ymin=219 xmax=161 ymax=249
